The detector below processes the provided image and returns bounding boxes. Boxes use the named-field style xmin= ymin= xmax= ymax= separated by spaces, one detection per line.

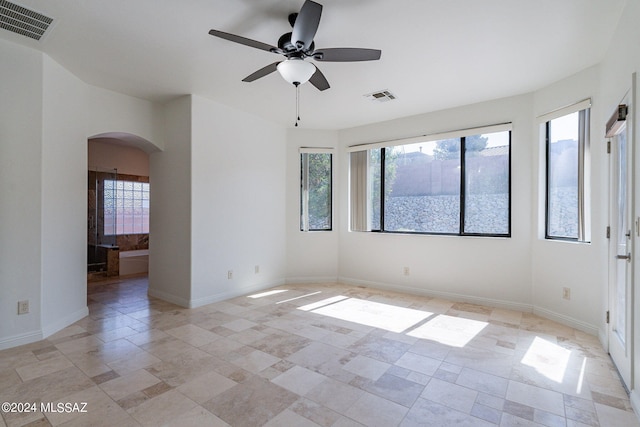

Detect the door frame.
xmin=608 ymin=77 xmax=636 ymax=392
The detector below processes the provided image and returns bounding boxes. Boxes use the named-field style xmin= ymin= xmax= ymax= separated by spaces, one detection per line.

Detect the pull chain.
xmin=294 ymin=82 xmax=301 ymax=127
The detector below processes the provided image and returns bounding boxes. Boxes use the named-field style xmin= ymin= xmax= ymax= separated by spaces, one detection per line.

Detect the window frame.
xmin=461 ymin=132 xmax=512 ymax=237
xmin=349 ymin=124 xmax=512 ymax=238
xmin=300 ymin=148 xmax=334 ymax=232
xmin=104 ymin=179 xmax=150 ymax=236
xmin=542 ymin=100 xmax=591 ymax=242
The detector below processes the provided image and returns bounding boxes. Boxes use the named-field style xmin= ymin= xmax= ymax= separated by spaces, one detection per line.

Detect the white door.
xmin=608 ymin=93 xmax=633 ymax=391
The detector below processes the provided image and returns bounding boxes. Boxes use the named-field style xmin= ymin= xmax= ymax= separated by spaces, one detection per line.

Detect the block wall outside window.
xmin=350 ymin=126 xmax=511 ymax=237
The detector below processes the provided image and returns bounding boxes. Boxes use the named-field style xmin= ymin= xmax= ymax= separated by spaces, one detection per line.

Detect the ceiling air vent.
xmin=364 ymin=90 xmax=397 ymax=103
xmin=0 ymin=0 xmax=54 ymax=41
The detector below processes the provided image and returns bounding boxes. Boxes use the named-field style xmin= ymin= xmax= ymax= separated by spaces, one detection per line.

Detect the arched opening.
xmin=87 ymin=133 xmax=159 ymax=285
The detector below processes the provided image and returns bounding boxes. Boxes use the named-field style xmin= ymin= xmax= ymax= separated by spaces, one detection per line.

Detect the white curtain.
xmin=577 ymin=108 xmax=591 ymax=242
xmin=350 ymin=151 xmax=368 ymax=231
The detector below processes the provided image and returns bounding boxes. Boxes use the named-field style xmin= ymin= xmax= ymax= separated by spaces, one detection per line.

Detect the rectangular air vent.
xmin=364 ymin=90 xmax=397 ymax=103
xmin=0 ymin=0 xmax=54 ymax=41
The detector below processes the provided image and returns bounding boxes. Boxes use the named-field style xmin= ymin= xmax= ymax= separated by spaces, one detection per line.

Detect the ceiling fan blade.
xmin=242 ymin=62 xmax=281 ymax=82
xmin=291 ymin=0 xmax=322 ymax=51
xmin=313 ymin=48 xmax=382 ymax=62
xmin=309 ymin=67 xmax=330 ymax=91
xmin=209 ymin=29 xmax=279 ymax=53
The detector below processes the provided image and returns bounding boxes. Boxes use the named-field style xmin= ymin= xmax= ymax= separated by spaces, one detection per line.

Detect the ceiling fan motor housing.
xmin=278 ymin=32 xmax=314 ymax=56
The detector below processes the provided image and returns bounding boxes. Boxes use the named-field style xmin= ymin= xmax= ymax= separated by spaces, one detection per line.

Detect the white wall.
xmin=148 ymin=96 xmax=192 ymax=306
xmin=149 ymin=94 xmax=288 ymax=308
xmin=335 ymin=95 xmax=535 ymax=312
xmin=40 ymin=55 xmax=90 ymax=336
xmin=286 ymin=129 xmax=340 ymax=282
xmin=597 ymin=0 xmax=640 ymax=411
xmin=190 ymin=95 xmax=287 ymax=305
xmin=87 ymin=86 xmax=164 ymax=150
xmin=0 ymin=40 xmax=44 ymax=349
xmin=531 ymin=66 xmax=605 ymax=334
xmin=0 ymin=41 xmax=165 ymax=349
xmin=0 ymin=40 xmax=287 ymax=347
xmin=89 ymin=139 xmax=150 ymax=176
xmin=322 ymin=66 xmax=617 ymax=336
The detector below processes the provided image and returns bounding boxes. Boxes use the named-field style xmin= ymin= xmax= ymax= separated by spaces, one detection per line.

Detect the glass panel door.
xmin=87 ymin=168 xmax=117 ymax=273
xmin=614 ymin=128 xmax=628 ymax=344
xmin=608 ymin=93 xmax=633 ymax=391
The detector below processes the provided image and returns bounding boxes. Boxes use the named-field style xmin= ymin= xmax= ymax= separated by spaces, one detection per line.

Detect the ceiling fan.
xmin=208 ymin=0 xmax=382 ymax=91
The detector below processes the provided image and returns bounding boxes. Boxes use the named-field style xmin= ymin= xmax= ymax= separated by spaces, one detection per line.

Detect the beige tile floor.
xmin=1 ymin=276 xmax=639 ymax=427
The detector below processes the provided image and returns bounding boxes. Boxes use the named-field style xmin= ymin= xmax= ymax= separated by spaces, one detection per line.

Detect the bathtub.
xmin=119 ymin=249 xmax=149 ymax=276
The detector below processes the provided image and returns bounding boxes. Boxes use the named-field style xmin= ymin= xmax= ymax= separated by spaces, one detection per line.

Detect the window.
xmin=104 ymin=180 xmax=150 ymax=235
xmin=301 ymin=150 xmax=332 ymax=231
xmin=350 ymin=126 xmax=511 ymax=236
xmin=464 ymin=132 xmax=511 ymax=235
xmin=384 ymin=139 xmax=461 ymax=233
xmin=543 ymin=101 xmax=590 ymax=241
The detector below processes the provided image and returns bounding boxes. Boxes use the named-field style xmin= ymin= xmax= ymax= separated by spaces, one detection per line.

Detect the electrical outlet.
xmin=562 ymin=287 xmax=571 ymax=300
xmin=18 ymin=300 xmax=29 ymax=315
xmin=403 ymin=266 xmax=410 ymax=276
xmin=255 ymin=265 xmax=260 ymax=274
xmin=227 ymin=270 xmax=233 ymax=280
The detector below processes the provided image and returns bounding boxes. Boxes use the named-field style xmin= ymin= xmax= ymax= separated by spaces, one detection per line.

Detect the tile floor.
xmin=1 ymin=276 xmax=638 ymax=427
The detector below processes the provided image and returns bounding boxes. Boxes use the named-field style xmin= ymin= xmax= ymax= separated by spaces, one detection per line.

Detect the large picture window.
xmin=350 ymin=126 xmax=511 ymax=237
xmin=301 ymin=150 xmax=332 ymax=231
xmin=543 ymin=101 xmax=590 ymax=241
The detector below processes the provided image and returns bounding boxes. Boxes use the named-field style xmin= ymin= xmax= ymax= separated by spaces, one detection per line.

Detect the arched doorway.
xmin=87 ymin=132 xmax=159 ymax=283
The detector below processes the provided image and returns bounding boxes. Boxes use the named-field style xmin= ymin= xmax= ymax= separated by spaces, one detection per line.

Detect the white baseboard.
xmin=188 ymin=279 xmax=286 ymax=308
xmin=0 ymin=306 xmax=89 ymax=351
xmin=598 ymin=328 xmax=608 ymax=351
xmin=338 ymin=276 xmax=599 ymax=335
xmin=286 ymin=276 xmax=339 ymax=285
xmin=149 ymin=279 xmax=288 ymax=309
xmin=630 ymin=390 xmax=640 ymax=421
xmin=339 ymin=276 xmax=533 ymax=313
xmin=42 ymin=306 xmax=89 ymax=338
xmin=532 ymin=306 xmax=599 ymax=336
xmin=0 ymin=330 xmax=44 ymax=351
xmin=152 ymin=275 xmax=598 ymax=337
xmin=147 ymin=288 xmax=191 ymax=308
xmin=1 ymin=306 xmax=90 ymax=350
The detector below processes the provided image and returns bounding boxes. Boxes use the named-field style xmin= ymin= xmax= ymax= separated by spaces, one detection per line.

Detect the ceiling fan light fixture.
xmin=277 ymin=58 xmax=316 ymax=85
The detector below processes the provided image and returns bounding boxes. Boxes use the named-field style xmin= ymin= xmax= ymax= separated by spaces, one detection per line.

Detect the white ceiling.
xmin=1 ymin=0 xmax=626 ymax=129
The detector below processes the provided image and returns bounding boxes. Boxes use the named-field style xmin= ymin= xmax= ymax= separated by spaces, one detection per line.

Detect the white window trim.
xmin=348 ymin=124 xmax=512 ymax=236
xmin=540 ymin=100 xmax=591 ymax=243
xmin=299 ymin=147 xmax=335 ymax=154
xmin=537 ymin=98 xmax=591 ymax=123
xmin=300 ymin=147 xmax=334 ymax=232
xmin=346 ymin=123 xmax=512 ymax=153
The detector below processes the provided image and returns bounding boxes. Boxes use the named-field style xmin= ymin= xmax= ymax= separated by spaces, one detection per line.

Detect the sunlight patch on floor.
xmin=407 ymin=314 xmax=488 ymax=347
xmin=521 ymin=336 xmax=571 ymax=383
xmin=297 ymin=295 xmax=348 ymax=311
xmin=299 ymin=296 xmax=433 ymax=333
xmin=248 ymin=289 xmax=289 ymax=299
xmin=276 ymin=291 xmax=323 ymax=305
xmin=576 ymin=356 xmax=587 ymax=394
